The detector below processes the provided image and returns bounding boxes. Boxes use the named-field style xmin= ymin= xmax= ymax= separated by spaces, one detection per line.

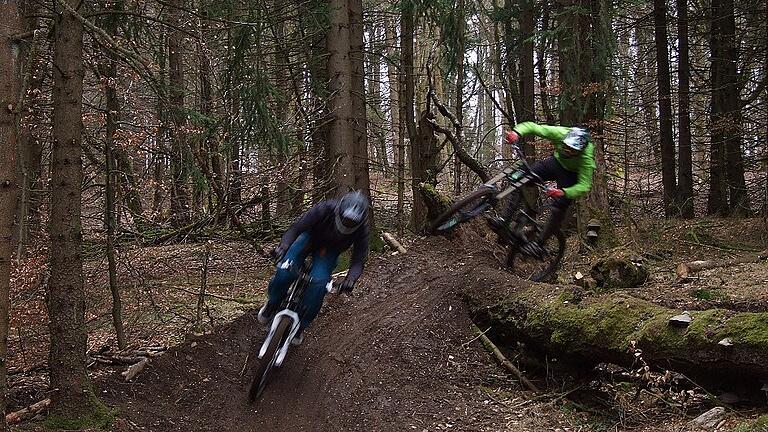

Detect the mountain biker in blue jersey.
xmin=257 ymin=190 xmax=370 ymax=345
xmin=502 ymin=122 xmax=596 ymax=257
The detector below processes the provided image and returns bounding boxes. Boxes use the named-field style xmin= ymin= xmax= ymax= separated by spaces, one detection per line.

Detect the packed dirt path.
xmin=100 ymin=233 xmax=563 ymax=431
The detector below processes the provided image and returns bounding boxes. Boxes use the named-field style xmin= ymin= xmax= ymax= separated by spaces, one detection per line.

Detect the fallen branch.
xmin=122 ymin=357 xmax=150 ymax=381
xmin=5 ymin=398 xmax=51 ymax=425
xmin=676 ymin=250 xmax=768 ymax=279
xmin=471 ymin=325 xmax=541 ymax=393
xmin=382 ymin=232 xmax=406 ymax=254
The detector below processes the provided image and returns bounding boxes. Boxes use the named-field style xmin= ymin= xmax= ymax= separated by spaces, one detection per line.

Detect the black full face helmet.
xmin=335 ymin=191 xmax=369 ymax=234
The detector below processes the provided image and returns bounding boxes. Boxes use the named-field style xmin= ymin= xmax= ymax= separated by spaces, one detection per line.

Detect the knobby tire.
xmin=248 ymin=315 xmax=291 ymax=402
xmin=431 ymin=187 xmax=496 ymax=233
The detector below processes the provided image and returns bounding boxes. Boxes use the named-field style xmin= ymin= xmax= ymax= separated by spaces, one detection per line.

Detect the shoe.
xmin=257 ymin=303 xmax=277 ymax=325
xmin=290 ymin=327 xmax=305 ymax=346
xmin=486 ymin=217 xmax=509 ymax=244
xmin=521 ymin=240 xmax=544 ymax=258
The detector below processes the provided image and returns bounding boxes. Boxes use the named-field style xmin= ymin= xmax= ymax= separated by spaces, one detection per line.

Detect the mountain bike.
xmin=247 ymin=258 xmax=341 ymax=402
xmin=430 ymin=144 xmax=566 ymax=282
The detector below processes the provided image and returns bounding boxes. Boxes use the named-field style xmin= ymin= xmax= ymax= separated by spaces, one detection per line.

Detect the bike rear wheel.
xmin=248 ymin=315 xmax=291 ymax=402
xmin=431 ymin=187 xmax=496 ymax=233
xmin=507 ymin=229 xmax=565 ymax=282
xmin=503 ymin=187 xmax=565 ymax=282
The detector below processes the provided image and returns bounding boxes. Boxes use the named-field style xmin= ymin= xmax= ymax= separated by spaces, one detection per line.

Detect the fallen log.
xmin=382 ymin=232 xmax=407 ymax=254
xmin=462 ymin=268 xmax=768 ymax=394
xmin=676 ymin=250 xmax=768 ymax=279
xmin=5 ymin=398 xmax=50 ymax=424
xmin=122 ymin=357 xmax=150 ymax=381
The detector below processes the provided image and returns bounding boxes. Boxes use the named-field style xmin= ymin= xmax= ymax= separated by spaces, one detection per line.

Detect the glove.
xmin=546 ymin=188 xmax=565 ymax=199
xmin=272 ymin=244 xmax=287 ymax=264
xmin=339 ymin=278 xmax=356 ymax=294
xmin=505 ymin=130 xmax=520 ymax=144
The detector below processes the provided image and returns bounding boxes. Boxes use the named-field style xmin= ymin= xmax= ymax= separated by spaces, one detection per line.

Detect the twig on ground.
xmin=471 ymin=325 xmax=541 ymax=393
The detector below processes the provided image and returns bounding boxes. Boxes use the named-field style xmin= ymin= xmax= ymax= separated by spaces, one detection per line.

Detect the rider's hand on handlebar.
xmin=546 ymin=188 xmax=565 ymax=199
xmin=339 ymin=278 xmax=355 ymax=295
xmin=505 ymin=130 xmax=520 ymax=144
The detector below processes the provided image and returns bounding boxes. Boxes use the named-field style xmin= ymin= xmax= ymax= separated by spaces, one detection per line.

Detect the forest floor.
xmin=7 ymin=216 xmax=768 ymax=431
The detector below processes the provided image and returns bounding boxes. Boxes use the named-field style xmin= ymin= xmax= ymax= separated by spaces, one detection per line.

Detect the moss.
xmin=369 ymin=231 xmax=386 ymax=253
xmin=691 ymin=288 xmax=727 ymax=301
xmin=733 ymin=415 xmax=768 ymax=432
xmin=526 ymin=295 xmax=664 ymax=352
xmin=232 ymin=294 xmax=261 ymax=304
xmin=726 ymin=314 xmax=768 ymax=346
xmin=43 ymin=390 xmax=116 ymax=430
xmin=469 ymin=280 xmax=768 ymax=372
xmin=335 ymin=250 xmax=352 ymax=272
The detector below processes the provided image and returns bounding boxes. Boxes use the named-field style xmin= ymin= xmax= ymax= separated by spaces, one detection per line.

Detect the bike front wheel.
xmin=248 ymin=315 xmax=291 ymax=402
xmin=430 ymin=187 xmax=496 ymax=233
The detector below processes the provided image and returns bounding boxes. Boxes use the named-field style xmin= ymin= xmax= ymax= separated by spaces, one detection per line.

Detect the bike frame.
xmin=258 ymin=259 xmax=336 ymax=368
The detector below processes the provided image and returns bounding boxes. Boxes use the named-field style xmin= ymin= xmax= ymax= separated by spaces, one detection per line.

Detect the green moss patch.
xmin=467 ymin=282 xmax=768 ymax=373
xmin=43 ymin=392 xmax=116 ymax=430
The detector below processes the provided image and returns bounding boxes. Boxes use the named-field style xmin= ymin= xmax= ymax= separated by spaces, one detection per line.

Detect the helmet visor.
xmin=340 ymin=207 xmax=364 ymax=229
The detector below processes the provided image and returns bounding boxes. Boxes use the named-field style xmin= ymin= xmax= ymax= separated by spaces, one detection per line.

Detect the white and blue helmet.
xmin=563 ymin=127 xmax=590 ymax=152
xmin=335 ymin=191 xmax=369 ymax=234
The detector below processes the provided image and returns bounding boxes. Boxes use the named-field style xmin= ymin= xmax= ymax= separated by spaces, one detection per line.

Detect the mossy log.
xmin=417 ymin=183 xmax=451 ymax=222
xmin=463 ymin=276 xmax=768 ymax=393
xmin=590 ymin=256 xmax=649 ymax=289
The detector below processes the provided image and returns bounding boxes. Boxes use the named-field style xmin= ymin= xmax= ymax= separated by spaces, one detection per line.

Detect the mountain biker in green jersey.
xmin=503 ymin=122 xmax=596 ymax=257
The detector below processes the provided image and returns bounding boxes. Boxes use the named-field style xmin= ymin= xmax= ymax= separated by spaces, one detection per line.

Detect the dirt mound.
xmin=99 ymin=231 xmax=553 ymax=431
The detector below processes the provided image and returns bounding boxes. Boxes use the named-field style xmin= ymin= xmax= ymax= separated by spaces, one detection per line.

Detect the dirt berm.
xmin=99 ymin=226 xmax=768 ymax=431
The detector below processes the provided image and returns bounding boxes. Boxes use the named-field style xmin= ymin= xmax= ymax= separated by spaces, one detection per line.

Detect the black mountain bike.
xmin=247 ymin=258 xmax=340 ymax=402
xmin=430 ymin=144 xmax=566 ymax=282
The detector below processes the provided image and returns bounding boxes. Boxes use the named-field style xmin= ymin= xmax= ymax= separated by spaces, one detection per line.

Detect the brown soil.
xmin=14 ymin=218 xmax=768 ymax=431
xmin=558 ymin=217 xmax=768 ymax=312
xmin=98 ymin=233 xmax=570 ymax=431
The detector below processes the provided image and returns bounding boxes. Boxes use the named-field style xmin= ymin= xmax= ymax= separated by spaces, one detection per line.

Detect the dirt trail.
xmin=101 ymin=232 xmax=548 ymax=431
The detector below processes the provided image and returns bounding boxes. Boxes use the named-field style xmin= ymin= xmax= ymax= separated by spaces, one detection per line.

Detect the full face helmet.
xmin=335 ymin=190 xmax=369 ymax=234
xmin=562 ymin=127 xmax=590 ymax=155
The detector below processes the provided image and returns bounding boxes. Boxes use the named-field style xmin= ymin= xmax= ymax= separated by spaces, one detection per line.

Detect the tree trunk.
xmin=0 ymin=1 xmax=23 ymax=426
xmin=502 ymin=0 xmax=521 ymax=125
xmin=401 ymin=2 xmax=420 ymax=228
xmin=151 ymin=28 xmax=168 ymax=218
xmin=676 ymin=0 xmax=694 ymax=218
xmin=327 ymin=0 xmax=355 ymax=194
xmin=15 ymin=0 xmax=44 ymax=257
xmin=536 ymin=0 xmax=556 ymax=125
xmin=653 ymin=0 xmax=678 ymax=217
xmin=168 ymin=0 xmax=191 ymax=226
xmin=518 ymin=0 xmax=537 ymax=159
xmin=635 ymin=26 xmax=661 ymax=166
xmin=100 ymin=0 xmax=126 ymax=350
xmin=715 ymin=0 xmax=750 ymax=215
xmin=452 ymin=0 xmax=466 ymax=194
xmin=385 ymin=17 xmax=404 ymax=235
xmin=556 ymin=0 xmax=590 ymax=125
xmin=368 ymin=25 xmax=390 ymax=176
xmin=707 ymin=0 xmax=730 ymax=216
xmin=48 ymin=0 xmax=99 ymax=417
xmin=349 ymin=0 xmax=371 ymax=200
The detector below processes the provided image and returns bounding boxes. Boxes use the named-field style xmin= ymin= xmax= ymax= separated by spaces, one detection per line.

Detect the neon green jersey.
xmin=513 ymin=122 xmax=596 ymax=199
